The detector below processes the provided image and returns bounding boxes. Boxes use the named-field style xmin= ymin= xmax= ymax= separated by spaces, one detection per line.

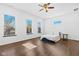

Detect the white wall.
xmin=0 ymin=4 xmax=45 ymax=45
xmin=45 ymin=11 xmax=79 ymax=41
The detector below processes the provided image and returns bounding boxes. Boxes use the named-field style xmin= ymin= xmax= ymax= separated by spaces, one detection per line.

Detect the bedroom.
xmin=0 ymin=3 xmax=79 ymax=56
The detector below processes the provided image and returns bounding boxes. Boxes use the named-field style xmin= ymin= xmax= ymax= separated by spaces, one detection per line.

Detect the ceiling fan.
xmin=39 ymin=3 xmax=54 ymax=12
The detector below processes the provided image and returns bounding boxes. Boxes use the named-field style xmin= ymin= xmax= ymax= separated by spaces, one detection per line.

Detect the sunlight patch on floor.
xmin=22 ymin=43 xmax=37 ymax=50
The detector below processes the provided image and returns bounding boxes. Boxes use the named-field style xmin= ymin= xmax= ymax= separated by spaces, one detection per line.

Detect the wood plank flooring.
xmin=0 ymin=37 xmax=79 ymax=56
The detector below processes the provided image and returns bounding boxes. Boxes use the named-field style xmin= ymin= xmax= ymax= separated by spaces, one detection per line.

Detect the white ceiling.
xmin=6 ymin=3 xmax=79 ymax=19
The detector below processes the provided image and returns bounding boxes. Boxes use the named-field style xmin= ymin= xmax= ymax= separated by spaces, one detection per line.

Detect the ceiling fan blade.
xmin=46 ymin=10 xmax=48 ymax=12
xmin=39 ymin=9 xmax=43 ymax=11
xmin=47 ymin=3 xmax=50 ymax=5
xmin=48 ymin=7 xmax=54 ymax=9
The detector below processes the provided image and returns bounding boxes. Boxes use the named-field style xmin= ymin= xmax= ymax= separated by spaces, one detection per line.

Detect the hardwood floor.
xmin=0 ymin=37 xmax=79 ymax=56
